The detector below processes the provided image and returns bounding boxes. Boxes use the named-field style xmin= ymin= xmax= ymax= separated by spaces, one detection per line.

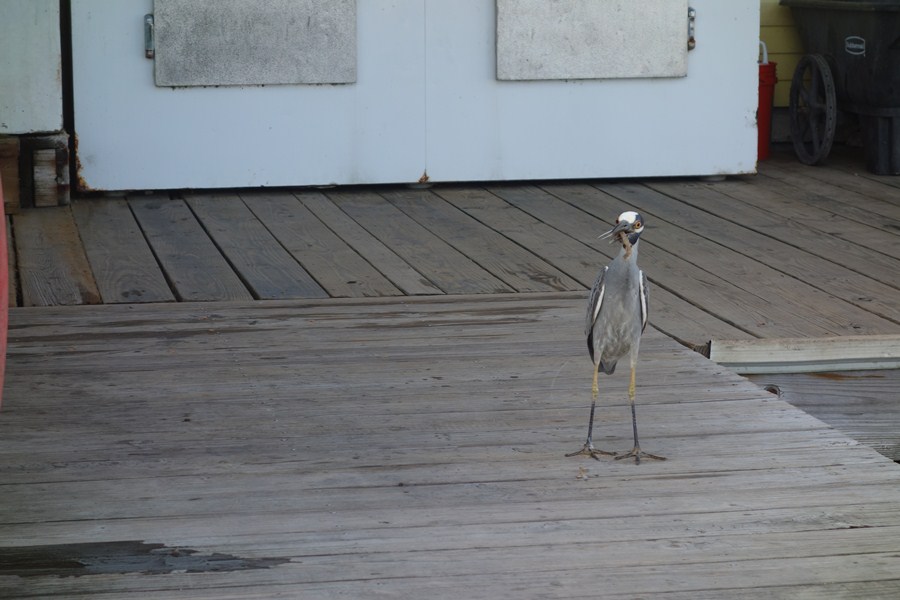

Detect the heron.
xmin=566 ymin=210 xmax=665 ymax=464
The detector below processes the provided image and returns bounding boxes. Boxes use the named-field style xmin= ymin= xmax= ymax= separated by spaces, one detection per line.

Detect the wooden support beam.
xmin=710 ymin=335 xmax=900 ymax=374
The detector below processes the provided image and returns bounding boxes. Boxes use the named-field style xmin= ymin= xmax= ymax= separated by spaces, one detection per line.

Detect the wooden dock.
xmin=2 ymin=145 xmax=900 ymax=597
xmin=9 ymin=146 xmax=900 ymax=350
xmin=3 ymin=294 xmax=900 ymax=598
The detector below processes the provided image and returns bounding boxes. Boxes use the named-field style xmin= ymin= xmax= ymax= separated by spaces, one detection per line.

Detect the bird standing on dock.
xmin=567 ymin=211 xmax=665 ymax=464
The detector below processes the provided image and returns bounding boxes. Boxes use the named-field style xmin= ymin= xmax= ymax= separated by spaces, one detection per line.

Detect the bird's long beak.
xmin=598 ymin=220 xmax=631 ymax=241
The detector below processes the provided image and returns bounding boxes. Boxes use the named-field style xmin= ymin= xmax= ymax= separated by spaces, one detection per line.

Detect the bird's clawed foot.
xmin=614 ymin=447 xmax=666 ymax=464
xmin=565 ymin=442 xmax=617 ymax=460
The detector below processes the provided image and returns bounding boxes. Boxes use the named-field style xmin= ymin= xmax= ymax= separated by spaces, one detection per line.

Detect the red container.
xmin=758 ymin=61 xmax=778 ymax=161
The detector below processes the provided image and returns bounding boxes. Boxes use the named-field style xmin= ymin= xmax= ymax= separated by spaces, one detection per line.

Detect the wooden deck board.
xmin=749 ymin=369 xmax=900 ymax=462
xmin=683 ymin=176 xmax=900 ymax=285
xmin=128 ymin=196 xmax=253 ymax=302
xmin=3 ymin=295 xmax=900 ymax=598
xmin=383 ymin=188 xmax=582 ymax=293
xmin=240 ymin=191 xmax=399 ymax=298
xmin=185 ymin=193 xmax=329 ymax=300
xmin=295 ymin=191 xmax=444 ymax=296
xmin=567 ymin=181 xmax=897 ymax=337
xmin=6 ymin=145 xmax=900 ymax=347
xmin=71 ymin=199 xmax=175 ymax=304
xmin=436 ymin=185 xmax=753 ymax=346
xmin=748 ymin=171 xmax=900 ymax=261
xmin=626 ymin=180 xmax=900 ymax=324
xmin=12 ymin=206 xmax=100 ymax=306
xmin=764 ymin=158 xmax=900 ymax=222
xmin=493 ymin=183 xmax=836 ymax=339
xmin=326 ymin=190 xmax=514 ymax=294
xmin=6 ymin=218 xmax=16 ymax=308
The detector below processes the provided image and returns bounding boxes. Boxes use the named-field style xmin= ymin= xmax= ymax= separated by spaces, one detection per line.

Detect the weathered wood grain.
xmin=12 ymin=207 xmax=100 ymax=306
xmin=683 ymin=175 xmax=900 ymax=285
xmin=383 ymin=188 xmax=582 ymax=293
xmin=491 ymin=183 xmax=836 ymax=339
xmin=129 ymin=196 xmax=253 ymax=302
xmin=6 ymin=218 xmax=16 ymax=307
xmin=3 ymin=295 xmax=900 ymax=598
xmin=561 ymin=181 xmax=897 ymax=337
xmin=764 ymin=156 xmax=900 ymax=222
xmin=295 ymin=191 xmax=444 ymax=296
xmin=327 ymin=190 xmax=513 ymax=294
xmin=186 ymin=193 xmax=328 ymax=300
xmin=751 ymin=170 xmax=900 ymax=261
xmin=240 ymin=191 xmax=397 ymax=298
xmin=643 ymin=178 xmax=900 ymax=314
xmin=773 ymin=148 xmax=900 ymax=206
xmin=436 ymin=186 xmax=752 ymax=347
xmin=749 ymin=369 xmax=900 ymax=461
xmin=71 ymin=199 xmax=175 ymax=303
xmin=611 ymin=180 xmax=900 ymax=324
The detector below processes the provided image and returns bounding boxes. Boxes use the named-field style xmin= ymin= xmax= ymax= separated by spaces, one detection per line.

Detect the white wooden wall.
xmin=0 ymin=0 xmax=63 ymax=134
xmin=71 ymin=0 xmax=759 ymax=191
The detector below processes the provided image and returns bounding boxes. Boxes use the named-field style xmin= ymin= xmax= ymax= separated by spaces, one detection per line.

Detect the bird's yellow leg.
xmin=615 ymin=365 xmax=666 ymax=464
xmin=566 ymin=361 xmax=616 ymax=460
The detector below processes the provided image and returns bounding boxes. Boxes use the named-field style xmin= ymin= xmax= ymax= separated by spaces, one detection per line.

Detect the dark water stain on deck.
xmin=0 ymin=541 xmax=290 ymax=578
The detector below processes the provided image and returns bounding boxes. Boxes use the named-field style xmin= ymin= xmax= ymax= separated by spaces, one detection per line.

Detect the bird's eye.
xmin=634 ymin=221 xmax=642 ymax=229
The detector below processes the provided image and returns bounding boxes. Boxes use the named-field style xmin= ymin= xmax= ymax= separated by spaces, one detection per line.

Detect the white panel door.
xmin=71 ymin=0 xmax=425 ymax=190
xmin=425 ymin=0 xmax=759 ymax=181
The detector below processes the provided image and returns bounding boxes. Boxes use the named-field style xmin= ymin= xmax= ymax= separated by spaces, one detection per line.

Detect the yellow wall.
xmin=760 ymin=0 xmax=804 ymax=107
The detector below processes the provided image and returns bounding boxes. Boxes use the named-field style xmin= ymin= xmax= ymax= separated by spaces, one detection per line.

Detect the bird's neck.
xmin=619 ymin=234 xmax=639 ymax=261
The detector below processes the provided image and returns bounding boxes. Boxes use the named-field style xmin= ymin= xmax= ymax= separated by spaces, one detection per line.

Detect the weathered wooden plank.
xmin=682 ymin=176 xmax=900 ymax=285
xmin=3 ymin=295 xmax=900 ymax=598
xmin=71 ymin=199 xmax=175 ymax=304
xmin=772 ymin=148 xmax=900 ymax=206
xmin=749 ymin=369 xmax=900 ymax=461
xmin=711 ymin=334 xmax=900 ymax=373
xmin=0 ymin=136 xmax=20 ymax=213
xmin=128 ymin=195 xmax=253 ymax=302
xmin=765 ymin=155 xmax=900 ymax=221
xmin=751 ymin=170 xmax=900 ymax=261
xmin=383 ymin=188 xmax=581 ymax=293
xmin=12 ymin=207 xmax=100 ymax=306
xmin=637 ymin=179 xmax=900 ymax=325
xmin=6 ymin=218 xmax=16 ymax=307
xmin=490 ymin=184 xmax=836 ymax=339
xmin=583 ymin=181 xmax=898 ymax=337
xmin=296 ymin=191 xmax=443 ymax=296
xmin=436 ymin=186 xmax=753 ymax=347
xmin=327 ymin=190 xmax=513 ymax=294
xmin=185 ymin=193 xmax=328 ymax=300
xmin=239 ymin=191 xmax=397 ymax=298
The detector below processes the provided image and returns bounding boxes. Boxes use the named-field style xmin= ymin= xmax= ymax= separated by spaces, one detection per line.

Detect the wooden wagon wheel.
xmin=789 ymin=54 xmax=837 ymax=165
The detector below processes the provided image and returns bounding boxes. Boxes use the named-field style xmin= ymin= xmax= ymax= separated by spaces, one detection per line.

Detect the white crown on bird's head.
xmin=600 ymin=211 xmax=645 ymax=245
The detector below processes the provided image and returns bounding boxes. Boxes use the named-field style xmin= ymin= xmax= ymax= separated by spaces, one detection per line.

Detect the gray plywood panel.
xmin=497 ymin=0 xmax=689 ymax=81
xmin=153 ymin=0 xmax=356 ymax=87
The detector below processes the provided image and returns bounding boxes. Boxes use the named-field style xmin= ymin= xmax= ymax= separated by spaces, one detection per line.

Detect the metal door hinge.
xmin=688 ymin=7 xmax=696 ymax=50
xmin=144 ymin=14 xmax=155 ymax=59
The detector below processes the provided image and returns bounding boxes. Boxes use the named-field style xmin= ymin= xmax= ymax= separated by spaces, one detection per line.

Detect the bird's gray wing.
xmin=585 ymin=267 xmax=607 ymax=360
xmin=639 ymin=269 xmax=649 ymax=332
